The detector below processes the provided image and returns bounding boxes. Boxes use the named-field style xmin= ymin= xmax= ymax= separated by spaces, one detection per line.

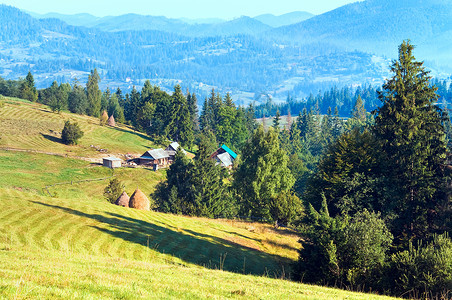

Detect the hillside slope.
xmin=273 ymin=0 xmax=452 ymax=65
xmin=0 ymin=98 xmax=157 ymax=158
xmin=0 ymin=187 xmax=397 ymax=299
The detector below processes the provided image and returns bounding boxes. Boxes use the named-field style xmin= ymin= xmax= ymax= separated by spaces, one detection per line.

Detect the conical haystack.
xmin=115 ymin=191 xmax=130 ymax=207
xmin=129 ymin=189 xmax=150 ymax=211
xmin=108 ymin=115 xmax=116 ymax=127
xmin=100 ymin=110 xmax=108 ymax=125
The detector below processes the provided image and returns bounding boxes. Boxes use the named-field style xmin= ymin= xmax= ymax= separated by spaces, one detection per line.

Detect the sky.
xmin=1 ymin=0 xmax=359 ymax=19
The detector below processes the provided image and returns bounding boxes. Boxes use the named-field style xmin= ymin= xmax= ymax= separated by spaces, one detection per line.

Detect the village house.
xmin=210 ymin=144 xmax=237 ymax=169
xmin=139 ymin=148 xmax=170 ymax=170
xmin=164 ymin=142 xmax=186 ymax=162
xmin=102 ymin=156 xmax=122 ymax=169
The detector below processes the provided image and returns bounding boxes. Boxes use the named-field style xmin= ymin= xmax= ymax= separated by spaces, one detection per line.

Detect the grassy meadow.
xmin=0 ymin=98 xmax=398 ymax=299
xmin=0 ymin=98 xmax=158 ymax=158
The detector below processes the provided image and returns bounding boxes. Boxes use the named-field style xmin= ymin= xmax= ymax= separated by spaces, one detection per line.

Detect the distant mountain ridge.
xmin=273 ymin=0 xmax=452 ymax=63
xmin=0 ymin=2 xmax=451 ymax=105
xmin=254 ymin=11 xmax=314 ymax=27
xmin=27 ymin=10 xmax=311 ymax=36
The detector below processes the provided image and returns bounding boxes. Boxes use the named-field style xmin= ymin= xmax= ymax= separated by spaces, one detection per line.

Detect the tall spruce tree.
xmin=86 ymin=69 xmax=101 ymax=117
xmin=20 ymin=71 xmax=38 ymax=102
xmin=373 ymin=41 xmax=449 ymax=243
xmin=167 ymin=85 xmax=194 ymax=148
xmin=188 ymin=136 xmax=234 ymax=218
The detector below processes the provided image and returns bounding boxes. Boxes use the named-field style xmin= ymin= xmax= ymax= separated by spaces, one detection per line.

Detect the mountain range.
xmin=27 ymin=11 xmax=314 ymax=36
xmin=1 ymin=0 xmax=451 ymax=105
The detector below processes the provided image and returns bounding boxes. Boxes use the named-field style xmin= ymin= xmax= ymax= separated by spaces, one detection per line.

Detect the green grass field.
xmin=0 ymin=98 xmax=398 ymax=299
xmin=0 ymin=98 xmax=158 ymax=158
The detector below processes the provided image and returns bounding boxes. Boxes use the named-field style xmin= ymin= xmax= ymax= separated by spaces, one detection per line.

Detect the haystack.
xmin=129 ymin=189 xmax=150 ymax=211
xmin=115 ymin=191 xmax=130 ymax=207
xmin=100 ymin=110 xmax=108 ymax=125
xmin=108 ymin=115 xmax=116 ymax=127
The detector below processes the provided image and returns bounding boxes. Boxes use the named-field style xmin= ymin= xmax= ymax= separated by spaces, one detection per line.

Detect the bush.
xmin=61 ymin=120 xmax=84 ymax=145
xmin=104 ymin=178 xmax=124 ymax=204
xmin=385 ymin=233 xmax=452 ymax=298
xmin=294 ymin=199 xmax=392 ymax=290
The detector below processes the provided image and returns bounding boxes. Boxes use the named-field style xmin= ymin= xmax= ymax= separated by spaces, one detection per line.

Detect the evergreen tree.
xmin=272 ymin=109 xmax=281 ymax=130
xmin=20 ymin=71 xmax=38 ymax=102
xmin=153 ymin=148 xmax=192 ymax=214
xmin=233 ymin=126 xmax=295 ymax=222
xmin=187 ymin=92 xmax=199 ymax=132
xmin=86 ymin=69 xmax=101 ymax=117
xmin=373 ymin=41 xmax=449 ymax=243
xmin=188 ymin=136 xmax=234 ymax=218
xmin=167 ymin=85 xmax=193 ymax=148
xmin=68 ymin=82 xmax=87 ymax=114
xmin=61 ymin=121 xmax=84 ymax=145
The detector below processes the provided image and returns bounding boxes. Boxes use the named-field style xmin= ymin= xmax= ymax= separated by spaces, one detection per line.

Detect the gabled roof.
xmin=216 ymin=152 xmax=234 ymax=167
xmin=221 ymin=144 xmax=237 ymax=159
xmin=103 ymin=156 xmax=122 ymax=161
xmin=166 ymin=142 xmax=186 ymax=155
xmin=169 ymin=142 xmax=180 ymax=151
xmin=141 ymin=149 xmax=169 ymax=160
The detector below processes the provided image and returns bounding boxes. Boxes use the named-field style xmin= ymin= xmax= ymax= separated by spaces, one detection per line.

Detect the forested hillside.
xmin=5 ymin=2 xmax=452 ymax=105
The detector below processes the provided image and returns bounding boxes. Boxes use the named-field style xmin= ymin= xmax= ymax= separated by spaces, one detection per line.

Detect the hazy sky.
xmin=1 ymin=0 xmax=359 ymax=19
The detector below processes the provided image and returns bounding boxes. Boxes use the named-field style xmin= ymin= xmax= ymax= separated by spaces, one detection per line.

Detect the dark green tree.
xmin=61 ymin=120 xmax=84 ymax=145
xmin=272 ymin=109 xmax=281 ymax=130
xmin=103 ymin=178 xmax=124 ymax=204
xmin=188 ymin=136 xmax=235 ymax=218
xmin=373 ymin=40 xmax=449 ymax=243
xmin=86 ymin=69 xmax=101 ymax=117
xmin=68 ymin=82 xmax=87 ymax=114
xmin=153 ymin=148 xmax=192 ymax=214
xmin=20 ymin=71 xmax=38 ymax=102
xmin=233 ymin=126 xmax=295 ymax=222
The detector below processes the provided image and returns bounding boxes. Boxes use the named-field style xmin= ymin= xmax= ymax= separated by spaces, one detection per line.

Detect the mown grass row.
xmin=0 ymin=187 xmax=398 ymax=299
xmin=0 ymin=98 xmax=157 ymax=157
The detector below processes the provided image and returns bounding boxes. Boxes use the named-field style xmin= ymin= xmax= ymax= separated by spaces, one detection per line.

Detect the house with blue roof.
xmin=210 ymin=144 xmax=237 ymax=169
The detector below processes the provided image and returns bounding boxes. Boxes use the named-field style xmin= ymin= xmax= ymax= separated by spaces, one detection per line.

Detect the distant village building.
xmin=137 ymin=142 xmax=186 ymax=170
xmin=139 ymin=149 xmax=170 ymax=170
xmin=103 ymin=156 xmax=122 ymax=168
xmin=165 ymin=142 xmax=186 ymax=162
xmin=210 ymin=144 xmax=237 ymax=169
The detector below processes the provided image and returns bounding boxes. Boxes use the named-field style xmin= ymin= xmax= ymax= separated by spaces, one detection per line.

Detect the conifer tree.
xmin=20 ymin=71 xmax=38 ymax=102
xmin=68 ymin=82 xmax=87 ymax=114
xmin=188 ymin=136 xmax=233 ymax=218
xmin=233 ymin=126 xmax=295 ymax=222
xmin=373 ymin=41 xmax=449 ymax=242
xmin=167 ymin=85 xmax=194 ymax=148
xmin=272 ymin=109 xmax=281 ymax=130
xmin=86 ymin=69 xmax=101 ymax=117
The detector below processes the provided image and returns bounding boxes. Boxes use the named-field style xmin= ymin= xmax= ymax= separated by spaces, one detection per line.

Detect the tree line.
xmin=2 ymin=40 xmax=452 ymax=298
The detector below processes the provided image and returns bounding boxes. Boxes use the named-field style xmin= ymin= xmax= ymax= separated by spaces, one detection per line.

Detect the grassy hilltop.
xmin=0 ymin=98 xmax=397 ymax=299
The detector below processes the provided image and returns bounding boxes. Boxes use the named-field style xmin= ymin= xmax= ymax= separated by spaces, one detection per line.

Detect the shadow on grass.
xmin=31 ymin=201 xmax=292 ymax=277
xmin=41 ymin=134 xmax=62 ymax=144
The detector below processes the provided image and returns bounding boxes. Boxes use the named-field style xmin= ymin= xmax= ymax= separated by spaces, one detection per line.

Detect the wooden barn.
xmin=139 ymin=149 xmax=170 ymax=170
xmin=165 ymin=142 xmax=186 ymax=161
xmin=103 ymin=156 xmax=122 ymax=169
xmin=210 ymin=144 xmax=237 ymax=169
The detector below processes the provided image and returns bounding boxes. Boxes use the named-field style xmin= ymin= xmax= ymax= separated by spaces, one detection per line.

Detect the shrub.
xmin=385 ymin=233 xmax=452 ymax=298
xmin=104 ymin=178 xmax=124 ymax=204
xmin=61 ymin=121 xmax=84 ymax=145
xmin=294 ymin=198 xmax=392 ymax=290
